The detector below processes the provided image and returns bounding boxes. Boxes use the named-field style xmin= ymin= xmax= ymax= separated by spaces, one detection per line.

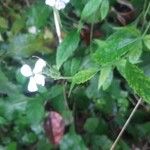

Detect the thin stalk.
xmin=133 ymin=0 xmax=147 ymax=26
xmin=63 ymin=82 xmax=70 ymax=110
xmin=142 ymin=21 xmax=150 ymax=38
xmin=142 ymin=1 xmax=150 ymax=31
xmin=90 ymin=23 xmax=94 ymax=52
xmin=53 ymin=8 xmax=62 ymax=43
xmin=110 ymin=98 xmax=142 ymax=150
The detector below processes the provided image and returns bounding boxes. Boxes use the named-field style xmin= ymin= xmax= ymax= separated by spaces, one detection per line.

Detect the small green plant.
xmin=0 ymin=0 xmax=150 ymax=149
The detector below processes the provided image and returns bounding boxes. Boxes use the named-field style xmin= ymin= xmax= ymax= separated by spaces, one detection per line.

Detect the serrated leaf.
xmin=56 ymin=31 xmax=80 ymax=69
xmin=81 ymin=0 xmax=102 ymax=20
xmin=125 ymin=62 xmax=150 ymax=104
xmin=26 ymin=100 xmax=44 ymax=125
xmin=72 ymin=68 xmax=98 ymax=84
xmin=92 ymin=27 xmax=142 ymax=66
xmin=98 ymin=66 xmax=113 ymax=90
xmin=143 ymin=35 xmax=150 ymax=50
xmin=100 ymin=0 xmax=109 ymax=20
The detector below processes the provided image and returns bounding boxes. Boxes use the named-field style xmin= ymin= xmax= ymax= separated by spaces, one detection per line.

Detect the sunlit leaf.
xmin=100 ymin=0 xmax=109 ymax=20
xmin=125 ymin=61 xmax=150 ymax=104
xmin=72 ymin=68 xmax=98 ymax=84
xmin=81 ymin=0 xmax=102 ymax=20
xmin=92 ymin=27 xmax=142 ymax=66
xmin=98 ymin=66 xmax=113 ymax=90
xmin=144 ymin=35 xmax=150 ymax=50
xmin=56 ymin=31 xmax=80 ymax=69
xmin=0 ymin=17 xmax=8 ymax=30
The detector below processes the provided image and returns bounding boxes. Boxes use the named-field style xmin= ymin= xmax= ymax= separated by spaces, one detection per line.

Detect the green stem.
xmin=141 ymin=0 xmax=148 ymax=29
xmin=63 ymin=82 xmax=70 ymax=110
xmin=142 ymin=1 xmax=150 ymax=30
xmin=142 ymin=21 xmax=150 ymax=38
xmin=90 ymin=23 xmax=94 ymax=52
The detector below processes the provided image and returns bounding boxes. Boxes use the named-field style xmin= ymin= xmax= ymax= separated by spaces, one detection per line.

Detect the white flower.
xmin=20 ymin=59 xmax=46 ymax=92
xmin=45 ymin=0 xmax=70 ymax=10
xmin=28 ymin=26 xmax=37 ymax=34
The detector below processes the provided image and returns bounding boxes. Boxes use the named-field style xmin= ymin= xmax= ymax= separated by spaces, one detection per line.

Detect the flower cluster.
xmin=20 ymin=59 xmax=46 ymax=92
xmin=45 ymin=0 xmax=70 ymax=10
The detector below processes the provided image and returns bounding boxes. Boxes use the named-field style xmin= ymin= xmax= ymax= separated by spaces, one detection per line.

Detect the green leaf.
xmin=0 ymin=94 xmax=28 ymax=121
xmin=37 ymin=138 xmax=53 ymax=150
xmin=125 ymin=62 xmax=150 ymax=103
xmin=128 ymin=47 xmax=142 ymax=63
xmin=60 ymin=132 xmax=87 ymax=150
xmin=0 ymin=68 xmax=19 ymax=95
xmin=93 ymin=135 xmax=112 ymax=150
xmin=100 ymin=0 xmax=109 ymax=20
xmin=0 ymin=17 xmax=8 ymax=29
xmin=11 ymin=16 xmax=26 ymax=34
xmin=48 ymin=65 xmax=61 ymax=79
xmin=62 ymin=110 xmax=73 ymax=125
xmin=48 ymin=85 xmax=63 ymax=99
xmin=63 ymin=58 xmax=81 ymax=76
xmin=84 ymin=118 xmax=99 ymax=133
xmin=26 ymin=100 xmax=44 ymax=125
xmin=81 ymin=0 xmax=102 ymax=20
xmin=56 ymin=31 xmax=80 ymax=69
xmin=22 ymin=133 xmax=37 ymax=144
xmin=98 ymin=66 xmax=113 ymax=90
xmin=26 ymin=3 xmax=50 ymax=28
xmin=6 ymin=142 xmax=17 ymax=150
xmin=70 ymin=58 xmax=81 ymax=75
xmin=92 ymin=27 xmax=142 ymax=66
xmin=143 ymin=35 xmax=150 ymax=50
xmin=72 ymin=68 xmax=98 ymax=84
xmin=0 ymin=116 xmax=6 ymax=125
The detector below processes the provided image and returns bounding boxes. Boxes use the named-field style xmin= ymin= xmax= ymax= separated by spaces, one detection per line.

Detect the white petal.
xmin=20 ymin=64 xmax=32 ymax=77
xmin=63 ymin=0 xmax=70 ymax=3
xmin=55 ymin=1 xmax=66 ymax=10
xmin=33 ymin=58 xmax=46 ymax=74
xmin=28 ymin=77 xmax=38 ymax=92
xmin=45 ymin=0 xmax=55 ymax=7
xmin=34 ymin=74 xmax=45 ymax=86
xmin=28 ymin=26 xmax=37 ymax=34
